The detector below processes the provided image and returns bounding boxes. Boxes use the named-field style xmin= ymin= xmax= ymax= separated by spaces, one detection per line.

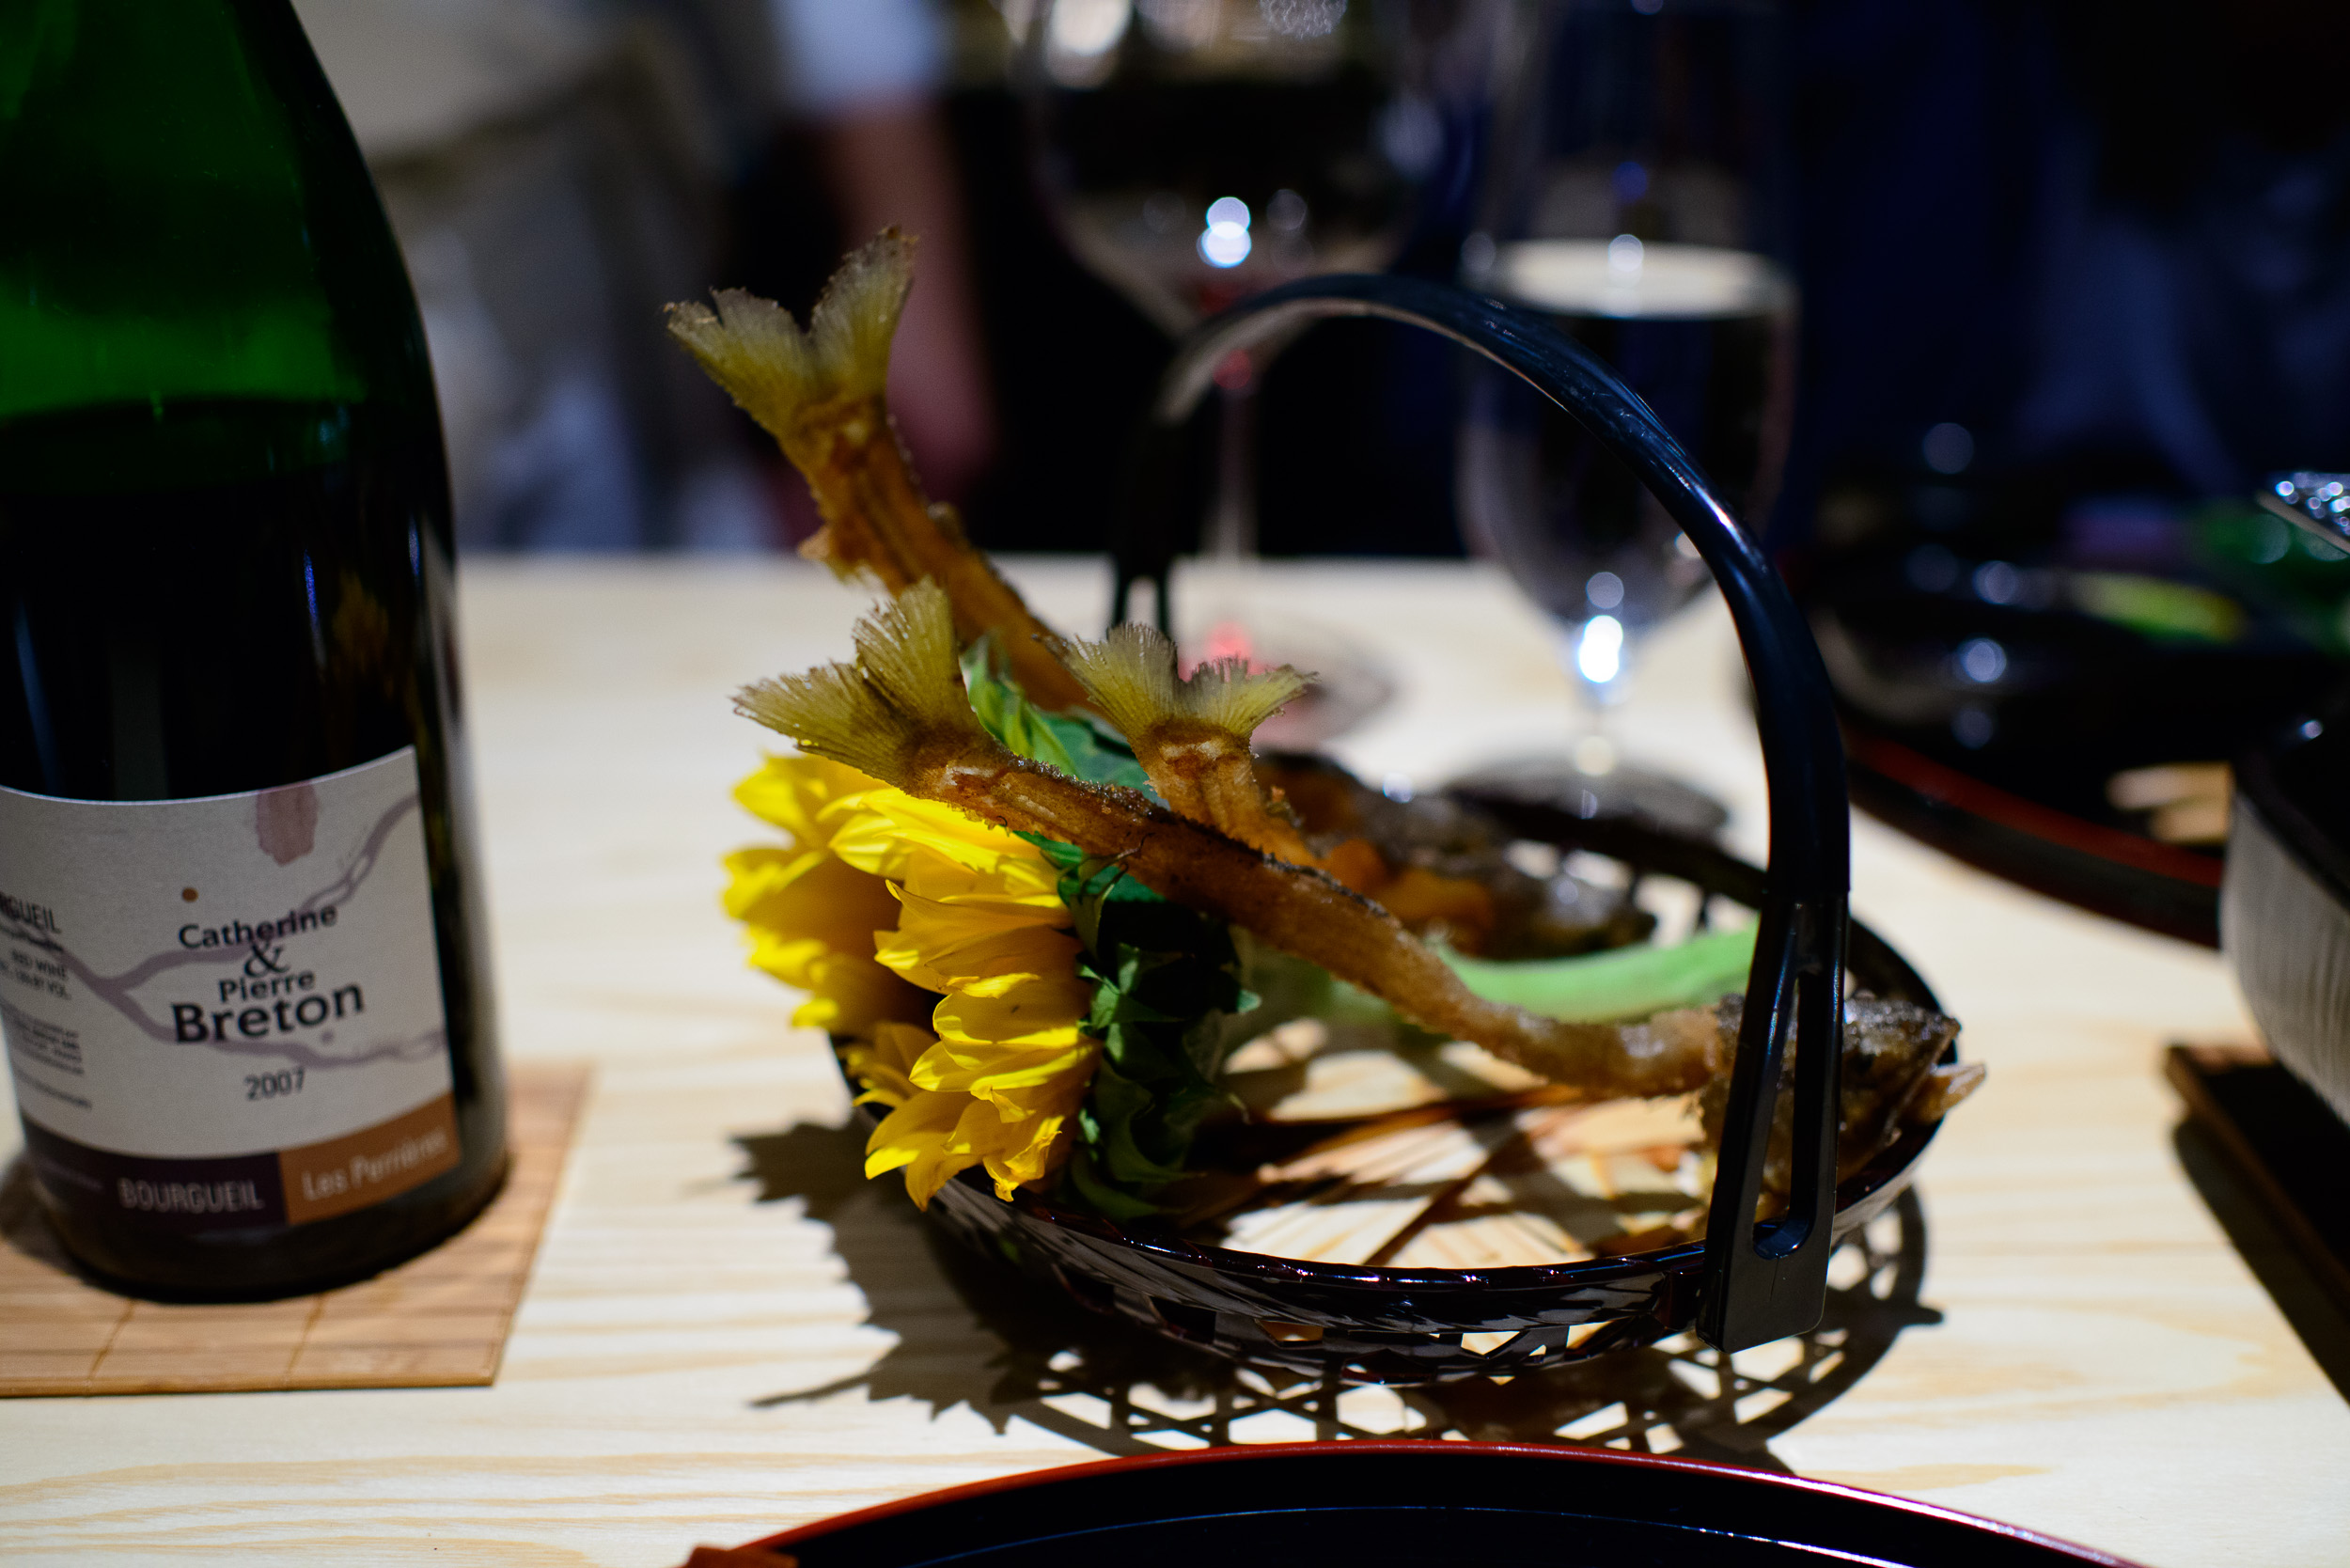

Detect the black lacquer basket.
xmin=846 ymin=275 xmax=1957 ymax=1383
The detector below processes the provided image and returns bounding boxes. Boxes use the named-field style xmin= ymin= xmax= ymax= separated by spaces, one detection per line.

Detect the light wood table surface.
xmin=5 ymin=557 xmax=2346 ymax=1566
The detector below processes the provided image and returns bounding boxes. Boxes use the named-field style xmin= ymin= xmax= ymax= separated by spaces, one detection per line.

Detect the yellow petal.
xmin=864 ymin=1050 xmax=1090 ymax=1205
xmin=734 ymin=754 xmax=886 ymax=848
xmin=874 ymin=1091 xmax=995 ymax=1209
xmin=902 ymin=1143 xmax=978 ymax=1209
xmin=912 ymin=1034 xmax=1097 ymax=1101
xmin=727 ymin=840 xmax=932 ymax=1037
xmin=868 ymin=1019 xmax=936 ymax=1078
xmin=785 ymin=954 xmax=932 ymax=1037
xmin=728 ymin=849 xmax=901 ymax=955
xmin=931 ymin=987 xmax=1090 ymax=1051
xmin=828 ymin=793 xmax=1064 ymax=907
xmin=875 ymin=889 xmax=1083 ymax=995
xmin=721 ymin=844 xmax=830 ymax=919
xmin=747 ymin=932 xmax=930 ymax=1037
xmin=744 ymin=931 xmax=833 ymax=990
xmin=948 ymin=966 xmax=1092 ymax=1005
xmin=984 ymin=1109 xmax=1073 ymax=1193
xmin=865 ymin=1089 xmax=961 ymax=1164
xmin=942 ymin=1097 xmax=1071 ymax=1201
xmin=840 ymin=1020 xmax=935 ymax=1107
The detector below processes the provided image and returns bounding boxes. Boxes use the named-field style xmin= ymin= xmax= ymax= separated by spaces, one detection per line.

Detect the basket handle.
xmin=1118 ymin=274 xmax=1848 ymax=1352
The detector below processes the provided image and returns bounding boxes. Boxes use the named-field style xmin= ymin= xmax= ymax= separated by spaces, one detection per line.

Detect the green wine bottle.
xmin=0 ymin=0 xmax=507 ymax=1296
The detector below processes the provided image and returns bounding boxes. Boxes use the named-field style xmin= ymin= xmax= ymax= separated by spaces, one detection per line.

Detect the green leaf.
xmin=1039 ymin=838 xmax=1254 ymax=1218
xmin=1060 ymin=1144 xmax=1163 ymax=1220
xmin=961 ymin=635 xmax=1152 ymax=790
xmin=1082 ymin=1058 xmax=1193 ymax=1187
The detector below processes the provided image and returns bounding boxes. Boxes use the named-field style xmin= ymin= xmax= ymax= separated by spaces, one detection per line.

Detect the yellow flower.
xmin=727 ymin=757 xmax=932 ymax=1037
xmin=734 ymin=751 xmax=880 ymax=844
xmin=827 ymin=792 xmax=1066 ymax=912
xmin=838 ymin=1019 xmax=933 ymax=1108
xmin=863 ymin=1072 xmax=1089 ymax=1207
xmin=727 ymin=753 xmax=1098 ymax=1208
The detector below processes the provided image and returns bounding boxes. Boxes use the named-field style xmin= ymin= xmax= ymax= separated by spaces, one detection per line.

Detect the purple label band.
xmin=19 ymin=1119 xmax=288 ymax=1232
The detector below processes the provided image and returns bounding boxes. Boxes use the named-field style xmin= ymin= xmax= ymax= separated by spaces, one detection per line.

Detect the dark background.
xmin=724 ymin=0 xmax=2350 ymax=564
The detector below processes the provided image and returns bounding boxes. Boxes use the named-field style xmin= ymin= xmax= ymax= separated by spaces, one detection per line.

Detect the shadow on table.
xmin=733 ymin=1120 xmax=1941 ymax=1471
xmin=2173 ymin=1121 xmax=2350 ymax=1402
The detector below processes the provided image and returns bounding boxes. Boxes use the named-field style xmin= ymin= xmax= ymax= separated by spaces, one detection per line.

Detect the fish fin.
xmin=736 ymin=581 xmax=981 ymax=784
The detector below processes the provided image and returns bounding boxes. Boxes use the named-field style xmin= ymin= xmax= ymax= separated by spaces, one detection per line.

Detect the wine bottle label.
xmin=0 ymin=749 xmax=458 ymax=1232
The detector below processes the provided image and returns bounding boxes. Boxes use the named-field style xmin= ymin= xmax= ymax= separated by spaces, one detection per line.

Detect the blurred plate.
xmin=693 ymin=1442 xmax=2139 ymax=1568
xmin=1840 ymin=719 xmax=2226 ymax=947
xmin=1803 ymin=546 xmax=2341 ymax=946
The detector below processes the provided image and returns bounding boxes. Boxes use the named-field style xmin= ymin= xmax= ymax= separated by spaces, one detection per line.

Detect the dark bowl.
xmin=841 ymin=807 xmax=1959 ymax=1387
xmin=719 ymin=1442 xmax=2136 ymax=1568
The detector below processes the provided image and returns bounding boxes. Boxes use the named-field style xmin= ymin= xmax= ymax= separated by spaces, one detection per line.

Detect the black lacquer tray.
xmin=710 ymin=1443 xmax=2138 ymax=1568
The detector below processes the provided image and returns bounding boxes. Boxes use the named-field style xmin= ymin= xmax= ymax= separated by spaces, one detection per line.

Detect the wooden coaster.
xmin=0 ymin=1061 xmax=589 ymax=1398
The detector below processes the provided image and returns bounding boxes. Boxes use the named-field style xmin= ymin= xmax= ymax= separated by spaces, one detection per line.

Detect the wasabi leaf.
xmin=1444 ymin=924 xmax=1756 ymax=1022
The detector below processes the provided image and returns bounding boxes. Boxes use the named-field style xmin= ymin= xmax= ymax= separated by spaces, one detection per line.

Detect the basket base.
xmin=747 ymin=1152 xmax=1935 ymax=1463
xmin=912 ymin=1151 xmax=1929 ymax=1393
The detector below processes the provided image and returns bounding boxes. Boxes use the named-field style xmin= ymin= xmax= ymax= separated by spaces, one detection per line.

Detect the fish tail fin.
xmin=735 ymin=581 xmax=980 ymax=784
xmin=665 ymin=229 xmax=915 ymax=447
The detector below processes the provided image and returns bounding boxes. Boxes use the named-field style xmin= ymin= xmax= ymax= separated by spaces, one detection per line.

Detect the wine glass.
xmin=1453 ymin=0 xmax=1795 ymax=834
xmin=1010 ymin=0 xmax=1454 ymax=737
